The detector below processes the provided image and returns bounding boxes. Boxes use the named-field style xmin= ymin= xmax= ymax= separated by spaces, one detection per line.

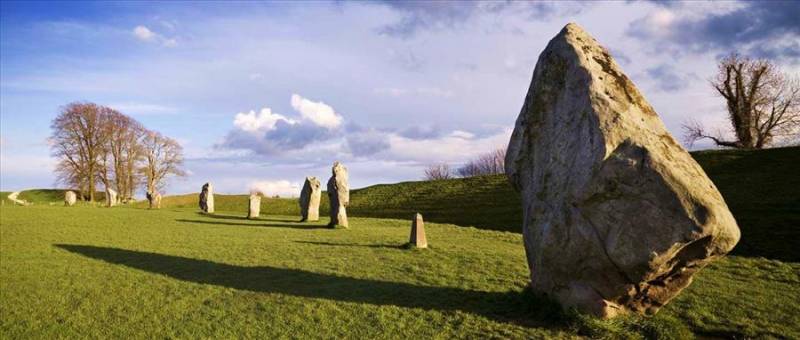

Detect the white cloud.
xmin=133 ymin=25 xmax=156 ymax=41
xmin=131 ymin=25 xmax=177 ymax=47
xmin=249 ymin=180 xmax=300 ymax=197
xmin=233 ymin=108 xmax=296 ymax=133
xmin=290 ymin=94 xmax=343 ymax=129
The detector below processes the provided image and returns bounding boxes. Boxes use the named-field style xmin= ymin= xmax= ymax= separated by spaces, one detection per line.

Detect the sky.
xmin=1 ymin=0 xmax=798 ymax=196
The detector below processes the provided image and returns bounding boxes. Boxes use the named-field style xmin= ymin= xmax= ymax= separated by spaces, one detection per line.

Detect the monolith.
xmin=409 ymin=213 xmax=428 ymax=249
xmin=105 ymin=188 xmax=117 ymax=207
xmin=327 ymin=162 xmax=349 ymax=228
xmin=200 ymin=183 xmax=214 ymax=213
xmin=299 ymin=176 xmax=321 ymax=222
xmin=505 ymin=23 xmax=740 ymax=318
xmin=248 ymin=193 xmax=261 ymax=219
xmin=147 ymin=191 xmax=162 ymax=209
xmin=64 ymin=191 xmax=77 ymax=207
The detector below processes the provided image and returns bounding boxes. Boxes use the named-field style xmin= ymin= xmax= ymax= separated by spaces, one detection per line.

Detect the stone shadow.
xmin=196 ymin=212 xmax=299 ymax=223
xmin=54 ymin=244 xmax=564 ymax=329
xmin=294 ymin=241 xmax=405 ymax=250
xmin=175 ymin=219 xmax=331 ymax=230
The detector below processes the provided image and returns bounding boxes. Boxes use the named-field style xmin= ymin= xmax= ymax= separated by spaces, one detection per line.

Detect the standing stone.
xmin=299 ymin=176 xmax=322 ymax=222
xmin=64 ymin=191 xmax=77 ymax=207
xmin=326 ymin=162 xmax=349 ymax=228
xmin=147 ymin=191 xmax=162 ymax=209
xmin=504 ymin=23 xmax=740 ymax=318
xmin=105 ymin=188 xmax=117 ymax=207
xmin=199 ymin=183 xmax=215 ymax=213
xmin=248 ymin=193 xmax=261 ymax=219
xmin=409 ymin=213 xmax=428 ymax=249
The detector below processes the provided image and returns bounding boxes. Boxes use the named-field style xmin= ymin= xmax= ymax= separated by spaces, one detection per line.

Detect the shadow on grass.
xmin=196 ymin=212 xmax=300 ymax=223
xmin=175 ymin=219 xmax=330 ymax=230
xmin=54 ymin=244 xmax=564 ymax=328
xmin=294 ymin=240 xmax=405 ymax=249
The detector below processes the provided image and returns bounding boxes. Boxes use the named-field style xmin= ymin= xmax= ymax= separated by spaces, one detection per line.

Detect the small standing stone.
xmin=147 ymin=191 xmax=162 ymax=209
xmin=248 ymin=193 xmax=261 ymax=219
xmin=199 ymin=183 xmax=215 ymax=213
xmin=105 ymin=188 xmax=117 ymax=207
xmin=409 ymin=213 xmax=428 ymax=249
xmin=299 ymin=176 xmax=321 ymax=222
xmin=327 ymin=162 xmax=349 ymax=228
xmin=64 ymin=191 xmax=77 ymax=207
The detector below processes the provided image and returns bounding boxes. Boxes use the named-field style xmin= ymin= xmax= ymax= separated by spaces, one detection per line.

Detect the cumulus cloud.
xmin=133 ymin=25 xmax=155 ymax=41
xmin=627 ymin=1 xmax=800 ymax=60
xmin=131 ymin=25 xmax=177 ymax=47
xmin=219 ymin=94 xmax=344 ymax=156
xmin=249 ymin=180 xmax=300 ymax=197
xmin=290 ymin=94 xmax=343 ymax=129
xmin=233 ymin=108 xmax=296 ymax=133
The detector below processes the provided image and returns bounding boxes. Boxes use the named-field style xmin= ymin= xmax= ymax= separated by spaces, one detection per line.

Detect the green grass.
xmin=135 ymin=146 xmax=799 ymax=262
xmin=2 ymin=206 xmax=798 ymax=339
xmin=2 ymin=147 xmax=798 ymax=338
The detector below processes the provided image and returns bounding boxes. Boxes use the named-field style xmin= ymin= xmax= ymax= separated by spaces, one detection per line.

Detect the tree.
xmin=424 ymin=163 xmax=452 ymax=180
xmin=684 ymin=53 xmax=800 ymax=149
xmin=141 ymin=130 xmax=186 ymax=194
xmin=456 ymin=148 xmax=506 ymax=178
xmin=50 ymin=102 xmax=106 ymax=201
xmin=104 ymin=109 xmax=145 ymax=202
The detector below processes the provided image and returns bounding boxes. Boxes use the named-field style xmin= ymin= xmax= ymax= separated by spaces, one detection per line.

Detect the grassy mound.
xmin=1 ymin=206 xmax=797 ymax=338
xmin=147 ymin=147 xmax=798 ymax=261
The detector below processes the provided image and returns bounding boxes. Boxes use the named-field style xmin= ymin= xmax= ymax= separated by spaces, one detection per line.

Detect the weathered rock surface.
xmin=147 ymin=191 xmax=162 ymax=209
xmin=409 ymin=213 xmax=428 ymax=249
xmin=299 ymin=176 xmax=321 ymax=222
xmin=64 ymin=191 xmax=77 ymax=206
xmin=199 ymin=183 xmax=214 ymax=213
xmin=327 ymin=162 xmax=349 ymax=228
xmin=248 ymin=193 xmax=261 ymax=219
xmin=505 ymin=23 xmax=740 ymax=318
xmin=105 ymin=188 xmax=117 ymax=207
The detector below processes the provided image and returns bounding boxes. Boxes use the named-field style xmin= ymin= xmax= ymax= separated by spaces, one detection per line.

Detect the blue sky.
xmin=1 ymin=1 xmax=798 ymax=195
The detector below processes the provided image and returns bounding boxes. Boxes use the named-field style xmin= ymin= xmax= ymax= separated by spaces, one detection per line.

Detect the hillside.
xmin=9 ymin=146 xmax=799 ymax=261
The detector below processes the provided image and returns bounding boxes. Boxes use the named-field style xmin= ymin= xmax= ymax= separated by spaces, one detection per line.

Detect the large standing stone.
xmin=504 ymin=23 xmax=740 ymax=318
xmin=147 ymin=190 xmax=162 ymax=209
xmin=299 ymin=176 xmax=321 ymax=222
xmin=64 ymin=191 xmax=77 ymax=207
xmin=248 ymin=193 xmax=261 ymax=219
xmin=105 ymin=188 xmax=117 ymax=207
xmin=199 ymin=183 xmax=214 ymax=213
xmin=409 ymin=213 xmax=428 ymax=249
xmin=326 ymin=162 xmax=349 ymax=228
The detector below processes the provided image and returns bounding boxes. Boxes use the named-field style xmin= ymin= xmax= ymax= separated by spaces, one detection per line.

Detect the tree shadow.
xmin=294 ymin=240 xmax=405 ymax=250
xmin=196 ymin=212 xmax=300 ymax=223
xmin=54 ymin=244 xmax=565 ymax=329
xmin=175 ymin=219 xmax=331 ymax=230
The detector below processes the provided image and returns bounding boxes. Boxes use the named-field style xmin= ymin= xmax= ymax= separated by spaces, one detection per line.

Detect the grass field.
xmin=2 ymin=147 xmax=798 ymax=338
xmin=1 ymin=205 xmax=798 ymax=339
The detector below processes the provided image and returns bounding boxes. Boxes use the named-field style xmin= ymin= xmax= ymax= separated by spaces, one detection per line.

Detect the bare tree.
xmin=424 ymin=163 xmax=453 ymax=180
xmin=141 ymin=130 xmax=186 ymax=194
xmin=684 ymin=53 xmax=800 ymax=149
xmin=50 ymin=102 xmax=106 ymax=201
xmin=456 ymin=147 xmax=506 ymax=177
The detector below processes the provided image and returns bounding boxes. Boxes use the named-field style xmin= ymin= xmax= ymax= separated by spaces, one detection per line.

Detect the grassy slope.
xmin=1 ymin=206 xmax=798 ymax=339
xmin=135 ymin=147 xmax=798 ymax=262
